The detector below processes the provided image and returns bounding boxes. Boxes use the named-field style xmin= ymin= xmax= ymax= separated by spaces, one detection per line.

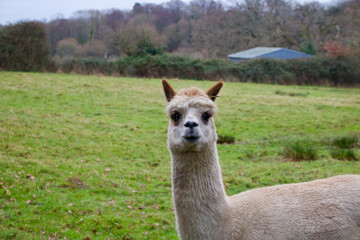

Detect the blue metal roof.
xmin=228 ymin=47 xmax=312 ymax=61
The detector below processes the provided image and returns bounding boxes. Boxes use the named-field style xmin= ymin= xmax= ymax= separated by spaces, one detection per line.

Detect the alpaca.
xmin=162 ymin=79 xmax=360 ymax=240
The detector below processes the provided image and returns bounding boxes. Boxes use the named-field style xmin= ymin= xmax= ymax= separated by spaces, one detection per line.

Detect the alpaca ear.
xmin=206 ymin=81 xmax=223 ymax=101
xmin=162 ymin=79 xmax=177 ymax=102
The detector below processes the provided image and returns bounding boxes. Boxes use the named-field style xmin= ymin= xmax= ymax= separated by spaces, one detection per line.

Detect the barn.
xmin=227 ymin=47 xmax=313 ymax=62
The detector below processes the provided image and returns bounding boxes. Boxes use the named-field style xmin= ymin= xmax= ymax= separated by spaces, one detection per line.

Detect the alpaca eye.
xmin=202 ymin=112 xmax=212 ymax=122
xmin=171 ymin=112 xmax=181 ymax=122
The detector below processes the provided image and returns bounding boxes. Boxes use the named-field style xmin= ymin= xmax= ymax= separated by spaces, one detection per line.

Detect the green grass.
xmin=275 ymin=90 xmax=310 ymax=97
xmin=330 ymin=148 xmax=358 ymax=161
xmin=0 ymin=72 xmax=360 ymax=239
xmin=283 ymin=140 xmax=318 ymax=161
xmin=332 ymin=135 xmax=359 ymax=149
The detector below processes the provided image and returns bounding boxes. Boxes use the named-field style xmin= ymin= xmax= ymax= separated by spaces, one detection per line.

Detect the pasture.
xmin=0 ymin=72 xmax=359 ymax=239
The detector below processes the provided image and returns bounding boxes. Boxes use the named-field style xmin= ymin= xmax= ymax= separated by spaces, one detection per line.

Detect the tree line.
xmin=40 ymin=0 xmax=360 ymax=60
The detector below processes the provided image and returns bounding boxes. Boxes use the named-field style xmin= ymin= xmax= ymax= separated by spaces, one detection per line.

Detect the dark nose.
xmin=184 ymin=121 xmax=199 ymax=128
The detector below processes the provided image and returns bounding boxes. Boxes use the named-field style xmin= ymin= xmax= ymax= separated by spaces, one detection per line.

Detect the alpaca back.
xmin=227 ymin=175 xmax=360 ymax=240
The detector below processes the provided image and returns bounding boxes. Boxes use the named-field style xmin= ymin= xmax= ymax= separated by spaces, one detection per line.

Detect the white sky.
xmin=0 ymin=0 xmax=337 ymax=25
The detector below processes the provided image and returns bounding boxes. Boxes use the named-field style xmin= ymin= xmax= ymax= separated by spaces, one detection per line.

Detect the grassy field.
xmin=0 ymin=72 xmax=359 ymax=239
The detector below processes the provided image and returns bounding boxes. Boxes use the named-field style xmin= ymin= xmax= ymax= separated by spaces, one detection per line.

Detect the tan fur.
xmin=178 ymin=87 xmax=208 ymax=98
xmin=163 ymin=80 xmax=360 ymax=240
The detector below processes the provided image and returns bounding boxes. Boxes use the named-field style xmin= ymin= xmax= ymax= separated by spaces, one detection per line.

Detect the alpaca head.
xmin=162 ymin=80 xmax=223 ymax=153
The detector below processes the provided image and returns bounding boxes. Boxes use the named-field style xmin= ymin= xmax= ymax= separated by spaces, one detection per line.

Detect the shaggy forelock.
xmin=166 ymin=87 xmax=217 ymax=115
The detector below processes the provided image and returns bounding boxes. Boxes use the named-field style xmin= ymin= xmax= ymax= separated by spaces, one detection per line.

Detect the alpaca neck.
xmin=171 ymin=143 xmax=229 ymax=239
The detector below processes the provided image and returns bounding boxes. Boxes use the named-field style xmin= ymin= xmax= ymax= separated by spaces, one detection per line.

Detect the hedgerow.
xmin=59 ymin=55 xmax=360 ymax=86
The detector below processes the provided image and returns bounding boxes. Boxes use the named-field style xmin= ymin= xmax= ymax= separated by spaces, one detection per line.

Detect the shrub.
xmin=275 ymin=90 xmax=287 ymax=96
xmin=58 ymin=55 xmax=360 ymax=86
xmin=283 ymin=140 xmax=318 ymax=161
xmin=134 ymin=38 xmax=164 ymax=56
xmin=217 ymin=135 xmax=235 ymax=144
xmin=288 ymin=92 xmax=309 ymax=97
xmin=55 ymin=38 xmax=82 ymax=59
xmin=82 ymin=40 xmax=107 ymax=58
xmin=323 ymin=40 xmax=351 ymax=58
xmin=275 ymin=90 xmax=309 ymax=97
xmin=330 ymin=149 xmax=358 ymax=161
xmin=0 ymin=21 xmax=52 ymax=71
xmin=55 ymin=39 xmax=108 ymax=61
xmin=238 ymin=58 xmax=293 ymax=84
xmin=61 ymin=57 xmax=115 ymax=75
xmin=332 ymin=135 xmax=359 ymax=149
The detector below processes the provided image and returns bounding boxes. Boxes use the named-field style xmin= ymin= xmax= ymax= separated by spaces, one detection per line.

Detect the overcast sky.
xmin=0 ymin=0 xmax=337 ymax=25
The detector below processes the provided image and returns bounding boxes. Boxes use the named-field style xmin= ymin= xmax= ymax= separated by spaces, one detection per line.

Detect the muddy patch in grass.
xmin=59 ymin=177 xmax=87 ymax=189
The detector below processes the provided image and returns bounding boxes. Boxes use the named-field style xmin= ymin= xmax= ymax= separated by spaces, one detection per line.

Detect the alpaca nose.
xmin=184 ymin=121 xmax=199 ymax=129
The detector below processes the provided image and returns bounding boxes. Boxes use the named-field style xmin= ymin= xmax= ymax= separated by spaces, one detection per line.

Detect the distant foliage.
xmin=134 ymin=38 xmax=164 ymax=56
xmin=60 ymin=55 xmax=360 ymax=86
xmin=55 ymin=38 xmax=107 ymax=60
xmin=2 ymin=0 xmax=360 ymax=78
xmin=303 ymin=42 xmax=316 ymax=55
xmin=111 ymin=20 xmax=164 ymax=57
xmin=55 ymin=38 xmax=82 ymax=59
xmin=323 ymin=40 xmax=351 ymax=58
xmin=61 ymin=57 xmax=116 ymax=75
xmin=38 ymin=0 xmax=360 ymax=59
xmin=0 ymin=21 xmax=52 ymax=71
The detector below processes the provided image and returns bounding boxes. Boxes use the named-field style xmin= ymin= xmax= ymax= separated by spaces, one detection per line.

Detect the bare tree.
xmin=111 ymin=15 xmax=163 ymax=56
xmin=167 ymin=0 xmax=186 ymax=23
xmin=42 ymin=0 xmax=360 ymax=58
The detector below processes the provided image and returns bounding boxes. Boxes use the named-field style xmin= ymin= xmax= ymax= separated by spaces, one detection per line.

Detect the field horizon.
xmin=0 ymin=72 xmax=359 ymax=239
